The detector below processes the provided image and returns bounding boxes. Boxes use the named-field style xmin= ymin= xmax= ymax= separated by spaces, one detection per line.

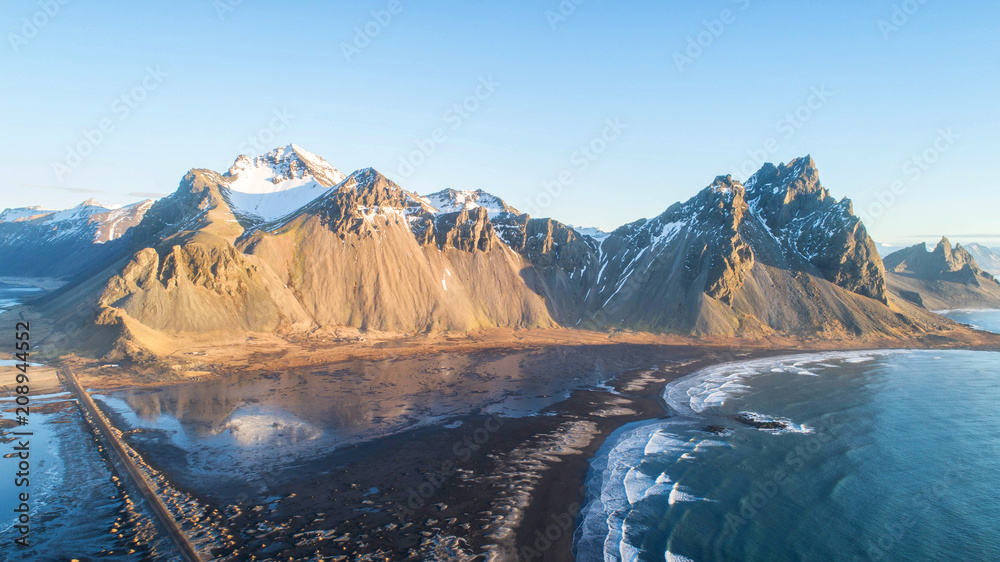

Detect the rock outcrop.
xmin=743 ymin=156 xmax=887 ymax=303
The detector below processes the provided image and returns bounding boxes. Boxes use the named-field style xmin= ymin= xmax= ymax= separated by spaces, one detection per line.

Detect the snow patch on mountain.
xmin=420 ymin=189 xmax=518 ymax=218
xmin=0 ymin=206 xmax=57 ymax=223
xmin=2 ymin=199 xmax=110 ymax=224
xmin=222 ymin=144 xmax=347 ymax=224
xmin=572 ymin=226 xmax=611 ymax=241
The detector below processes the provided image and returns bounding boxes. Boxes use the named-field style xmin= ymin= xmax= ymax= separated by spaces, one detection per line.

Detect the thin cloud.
xmin=21 ymin=184 xmax=166 ymax=200
xmin=911 ymin=234 xmax=1000 ymax=240
xmin=22 ymin=183 xmax=104 ymax=194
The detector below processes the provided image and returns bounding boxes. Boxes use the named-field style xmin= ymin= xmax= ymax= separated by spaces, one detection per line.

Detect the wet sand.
xmin=59 ymin=327 xmax=1000 ymax=560
xmin=83 ymin=341 xmax=959 ymax=561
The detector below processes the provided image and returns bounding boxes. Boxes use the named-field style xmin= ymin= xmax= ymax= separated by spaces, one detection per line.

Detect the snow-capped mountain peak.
xmin=221 ymin=144 xmax=348 ymax=225
xmin=570 ymin=225 xmax=611 ymax=241
xmin=0 ymin=206 xmax=56 ymax=223
xmin=420 ymin=188 xmax=519 ymax=218
xmin=226 ymin=144 xmax=346 ymax=189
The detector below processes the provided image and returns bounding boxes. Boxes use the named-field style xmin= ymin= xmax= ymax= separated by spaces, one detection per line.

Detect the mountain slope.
xmin=884 ymin=238 xmax=1000 ymax=309
xmin=239 ymin=168 xmax=554 ymax=333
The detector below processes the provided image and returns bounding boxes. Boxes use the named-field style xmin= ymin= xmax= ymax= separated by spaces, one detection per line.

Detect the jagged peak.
xmin=707 ymin=174 xmax=745 ymax=196
xmin=745 ymin=155 xmax=821 ymax=193
xmin=787 ymin=154 xmax=817 ymax=173
xmin=886 ymin=236 xmax=986 ymax=278
xmin=420 ymin=187 xmax=519 ymax=218
xmin=79 ymin=198 xmax=109 ymax=209
xmin=344 ymin=167 xmax=401 ymax=190
xmin=225 ymin=144 xmax=346 ymax=190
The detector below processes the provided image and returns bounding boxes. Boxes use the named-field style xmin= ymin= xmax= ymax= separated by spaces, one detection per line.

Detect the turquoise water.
xmin=577 ymin=348 xmax=1000 ymax=561
xmin=937 ymin=308 xmax=1000 ymax=334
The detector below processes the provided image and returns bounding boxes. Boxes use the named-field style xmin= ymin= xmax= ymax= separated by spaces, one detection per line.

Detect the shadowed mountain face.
xmin=7 ymin=146 xmax=940 ymax=360
xmin=0 ymin=199 xmax=152 ymax=278
xmin=883 ymin=238 xmax=1000 ymax=309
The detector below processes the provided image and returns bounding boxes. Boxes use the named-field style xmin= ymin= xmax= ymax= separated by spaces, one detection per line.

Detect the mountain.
xmin=20 ymin=148 xmax=963 ymax=361
xmin=0 ymin=198 xmax=152 ymax=278
xmin=220 ymin=144 xmax=347 ymax=227
xmin=883 ymin=238 xmax=1000 ymax=309
xmin=964 ymin=243 xmax=1000 ymax=275
xmin=576 ymin=157 xmax=903 ymax=336
xmin=420 ymin=188 xmax=520 ymax=217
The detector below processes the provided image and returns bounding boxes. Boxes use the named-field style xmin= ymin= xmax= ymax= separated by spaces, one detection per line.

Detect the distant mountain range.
xmin=964 ymin=243 xmax=1000 ymax=275
xmin=3 ymin=145 xmax=969 ymax=361
xmin=883 ymin=238 xmax=1000 ymax=310
xmin=0 ymin=198 xmax=151 ymax=277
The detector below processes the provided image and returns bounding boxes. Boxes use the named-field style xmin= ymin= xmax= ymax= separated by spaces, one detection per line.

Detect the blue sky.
xmin=2 ymin=0 xmax=998 ymax=245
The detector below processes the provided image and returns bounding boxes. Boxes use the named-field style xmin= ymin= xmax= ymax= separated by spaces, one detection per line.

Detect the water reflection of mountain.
xmin=115 ymin=346 xmax=635 ymax=444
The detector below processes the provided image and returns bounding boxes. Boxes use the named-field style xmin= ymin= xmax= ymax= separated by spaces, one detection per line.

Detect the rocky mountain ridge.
xmin=883 ymin=238 xmax=1000 ymax=309
xmin=7 ymin=147 xmax=965 ymax=361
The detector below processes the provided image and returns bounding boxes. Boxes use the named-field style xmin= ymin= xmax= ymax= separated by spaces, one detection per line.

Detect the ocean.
xmin=936 ymin=308 xmax=1000 ymax=334
xmin=576 ymin=311 xmax=1000 ymax=561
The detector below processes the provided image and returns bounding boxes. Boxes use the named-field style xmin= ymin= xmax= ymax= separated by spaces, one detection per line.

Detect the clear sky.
xmin=2 ymin=0 xmax=998 ymax=246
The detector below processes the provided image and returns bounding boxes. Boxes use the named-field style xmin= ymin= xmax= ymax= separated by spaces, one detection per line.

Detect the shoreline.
xmin=559 ymin=346 xmax=1000 ymax=561
xmin=15 ymin=323 xmax=1000 ymax=559
xmin=511 ymin=348 xmax=804 ymax=561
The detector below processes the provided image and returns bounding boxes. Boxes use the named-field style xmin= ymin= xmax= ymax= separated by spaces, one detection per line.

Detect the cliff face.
xmin=883 ymin=238 xmax=1000 ymax=309
xmin=491 ymin=213 xmax=600 ymax=324
xmin=17 ymin=147 xmax=941 ymax=360
xmin=238 ymin=168 xmax=554 ymax=333
xmin=743 ymin=156 xmax=887 ymax=303
xmin=579 ymin=165 xmax=896 ymax=337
